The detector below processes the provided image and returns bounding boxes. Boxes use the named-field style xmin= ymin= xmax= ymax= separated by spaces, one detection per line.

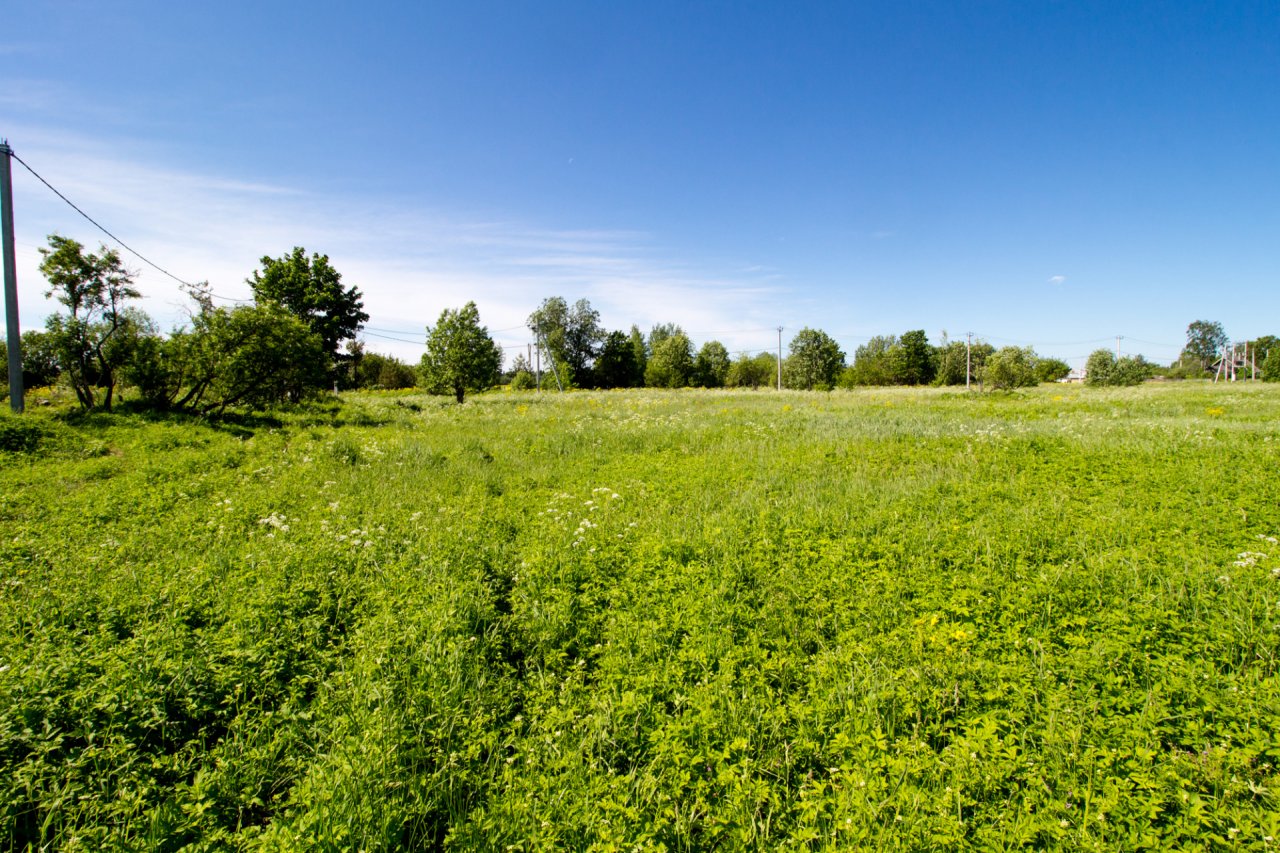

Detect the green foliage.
xmin=509 ymin=370 xmax=536 ymax=391
xmin=644 ymin=333 xmax=694 ymax=388
xmin=647 ymin=322 xmax=683 ymax=352
xmin=1250 ymin=335 xmax=1279 ymax=371
xmin=628 ymin=325 xmax=648 ymax=381
xmin=982 ymin=345 xmax=1038 ymax=390
xmin=38 ymin=235 xmax=145 ymax=411
xmin=0 ymin=331 xmax=62 ymax=392
xmin=1034 ymin=357 xmax=1071 ymax=384
xmin=593 ymin=331 xmax=642 ymax=389
xmin=692 ymin=340 xmax=730 ymax=388
xmin=890 ymin=329 xmax=935 ymax=385
xmin=527 ymin=297 xmax=603 ymax=387
xmin=419 ymin=302 xmax=503 ymax=403
xmin=1182 ymin=319 xmax=1228 ymax=372
xmin=1264 ymin=348 xmax=1280 ymax=382
xmin=1087 ymin=349 xmax=1153 ymax=387
xmin=725 ymin=351 xmax=776 ymax=389
xmin=843 ymin=335 xmax=897 ymax=386
xmin=350 ymin=349 xmax=416 ymax=390
xmin=1114 ymin=354 xmax=1155 ymax=385
xmin=784 ymin=328 xmax=845 ymax=390
xmin=126 ymin=302 xmax=327 ymax=413
xmin=248 ymin=247 xmax=368 ymax=373
xmin=1086 ymin=349 xmax=1117 ymax=385
xmin=6 ymin=385 xmax=1280 ymax=849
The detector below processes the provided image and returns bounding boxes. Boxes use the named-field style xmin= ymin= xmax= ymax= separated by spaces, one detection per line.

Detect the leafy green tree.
xmin=1034 ymin=357 xmax=1071 ymax=384
xmin=842 ymin=335 xmax=897 ymax=386
xmin=1086 ymin=349 xmax=1116 ymax=385
xmin=645 ymin=333 xmax=693 ymax=388
xmin=784 ymin=328 xmax=844 ymax=390
xmin=594 ymin=330 xmax=642 ymax=389
xmin=983 ymin=346 xmax=1038 ymax=390
xmin=527 ymin=297 xmax=603 ymax=387
xmin=648 ymin=323 xmax=684 ymax=352
xmin=1113 ymin=355 xmax=1154 ymax=385
xmin=726 ymin=351 xmax=775 ymax=389
xmin=357 ymin=352 xmax=417 ymax=389
xmin=628 ymin=325 xmax=647 ymax=381
xmin=1181 ymin=320 xmax=1227 ymax=372
xmin=1085 ymin=349 xmax=1151 ymax=386
xmin=1263 ymin=348 xmax=1280 ymax=382
xmin=1248 ymin=335 xmax=1278 ymax=372
xmin=38 ymin=235 xmax=146 ymax=411
xmin=248 ymin=248 xmax=368 ymax=379
xmin=889 ymin=330 xmax=935 ymax=385
xmin=693 ymin=340 xmax=731 ymax=388
xmin=127 ymin=299 xmax=326 ymax=413
xmin=420 ymin=302 xmax=503 ymax=403
xmin=0 ymin=331 xmax=61 ymax=390
xmin=931 ymin=339 xmax=993 ymax=386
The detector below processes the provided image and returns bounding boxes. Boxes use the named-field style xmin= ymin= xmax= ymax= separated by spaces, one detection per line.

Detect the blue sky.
xmin=3 ymin=1 xmax=1277 ymax=368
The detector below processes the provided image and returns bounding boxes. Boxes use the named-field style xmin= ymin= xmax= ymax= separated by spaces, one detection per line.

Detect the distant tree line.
xmin=7 ymin=238 xmax=1278 ymax=411
xmin=512 ymin=301 xmax=1076 ymax=392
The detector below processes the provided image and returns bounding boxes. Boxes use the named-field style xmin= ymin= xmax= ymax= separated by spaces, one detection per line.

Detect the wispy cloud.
xmin=1048 ymin=275 xmax=1066 ymax=285
xmin=8 ymin=125 xmax=786 ymax=363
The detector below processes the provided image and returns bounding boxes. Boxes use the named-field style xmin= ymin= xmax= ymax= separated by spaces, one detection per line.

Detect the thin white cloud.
xmin=1048 ymin=275 xmax=1066 ymax=285
xmin=7 ymin=125 xmax=785 ymax=365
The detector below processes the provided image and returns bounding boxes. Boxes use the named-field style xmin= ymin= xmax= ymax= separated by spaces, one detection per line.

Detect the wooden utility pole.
xmin=966 ymin=332 xmax=972 ymax=391
xmin=0 ymin=140 xmax=22 ymax=413
xmin=776 ymin=326 xmax=783 ymax=390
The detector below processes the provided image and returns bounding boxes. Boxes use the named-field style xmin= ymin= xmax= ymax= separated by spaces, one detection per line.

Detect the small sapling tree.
xmin=38 ymin=235 xmax=146 ymax=411
xmin=420 ymin=302 xmax=503 ymax=403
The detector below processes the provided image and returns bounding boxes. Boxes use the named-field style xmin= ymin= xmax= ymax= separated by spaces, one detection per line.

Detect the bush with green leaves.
xmin=1264 ymin=348 xmax=1280 ymax=382
xmin=1087 ymin=349 xmax=1153 ymax=386
xmin=784 ymin=328 xmax=845 ymax=390
xmin=645 ymin=333 xmax=694 ymax=388
xmin=1034 ymin=357 xmax=1071 ymax=383
xmin=725 ymin=351 xmax=776 ymax=389
xmin=125 ymin=302 xmax=327 ymax=413
xmin=593 ymin=331 xmax=642 ymax=389
xmin=692 ymin=340 xmax=731 ymax=388
xmin=982 ymin=345 xmax=1038 ymax=390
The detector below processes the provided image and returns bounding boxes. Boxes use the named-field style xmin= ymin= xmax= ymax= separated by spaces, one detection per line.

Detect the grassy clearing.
xmin=2 ymin=383 xmax=1279 ymax=850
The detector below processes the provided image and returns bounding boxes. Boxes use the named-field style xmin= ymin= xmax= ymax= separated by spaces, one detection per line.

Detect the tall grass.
xmin=2 ymin=383 xmax=1279 ymax=850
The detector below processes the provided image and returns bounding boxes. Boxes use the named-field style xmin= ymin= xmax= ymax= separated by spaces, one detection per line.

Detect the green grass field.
xmin=2 ymin=382 xmax=1279 ymax=851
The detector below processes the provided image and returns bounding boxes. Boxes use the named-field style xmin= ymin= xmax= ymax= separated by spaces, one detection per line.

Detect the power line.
xmin=10 ymin=149 xmax=200 ymax=289
xmin=362 ymin=330 xmax=423 ymax=345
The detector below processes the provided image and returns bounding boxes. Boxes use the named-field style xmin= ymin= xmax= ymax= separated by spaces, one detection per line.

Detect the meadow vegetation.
xmin=2 ymin=382 xmax=1279 ymax=850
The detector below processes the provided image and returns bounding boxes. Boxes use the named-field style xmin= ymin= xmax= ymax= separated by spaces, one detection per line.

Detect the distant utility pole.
xmin=537 ymin=333 xmax=563 ymax=392
xmin=1115 ymin=335 xmax=1123 ymax=360
xmin=965 ymin=332 xmax=972 ymax=391
xmin=776 ymin=326 xmax=783 ymax=390
xmin=0 ymin=140 xmax=22 ymax=414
